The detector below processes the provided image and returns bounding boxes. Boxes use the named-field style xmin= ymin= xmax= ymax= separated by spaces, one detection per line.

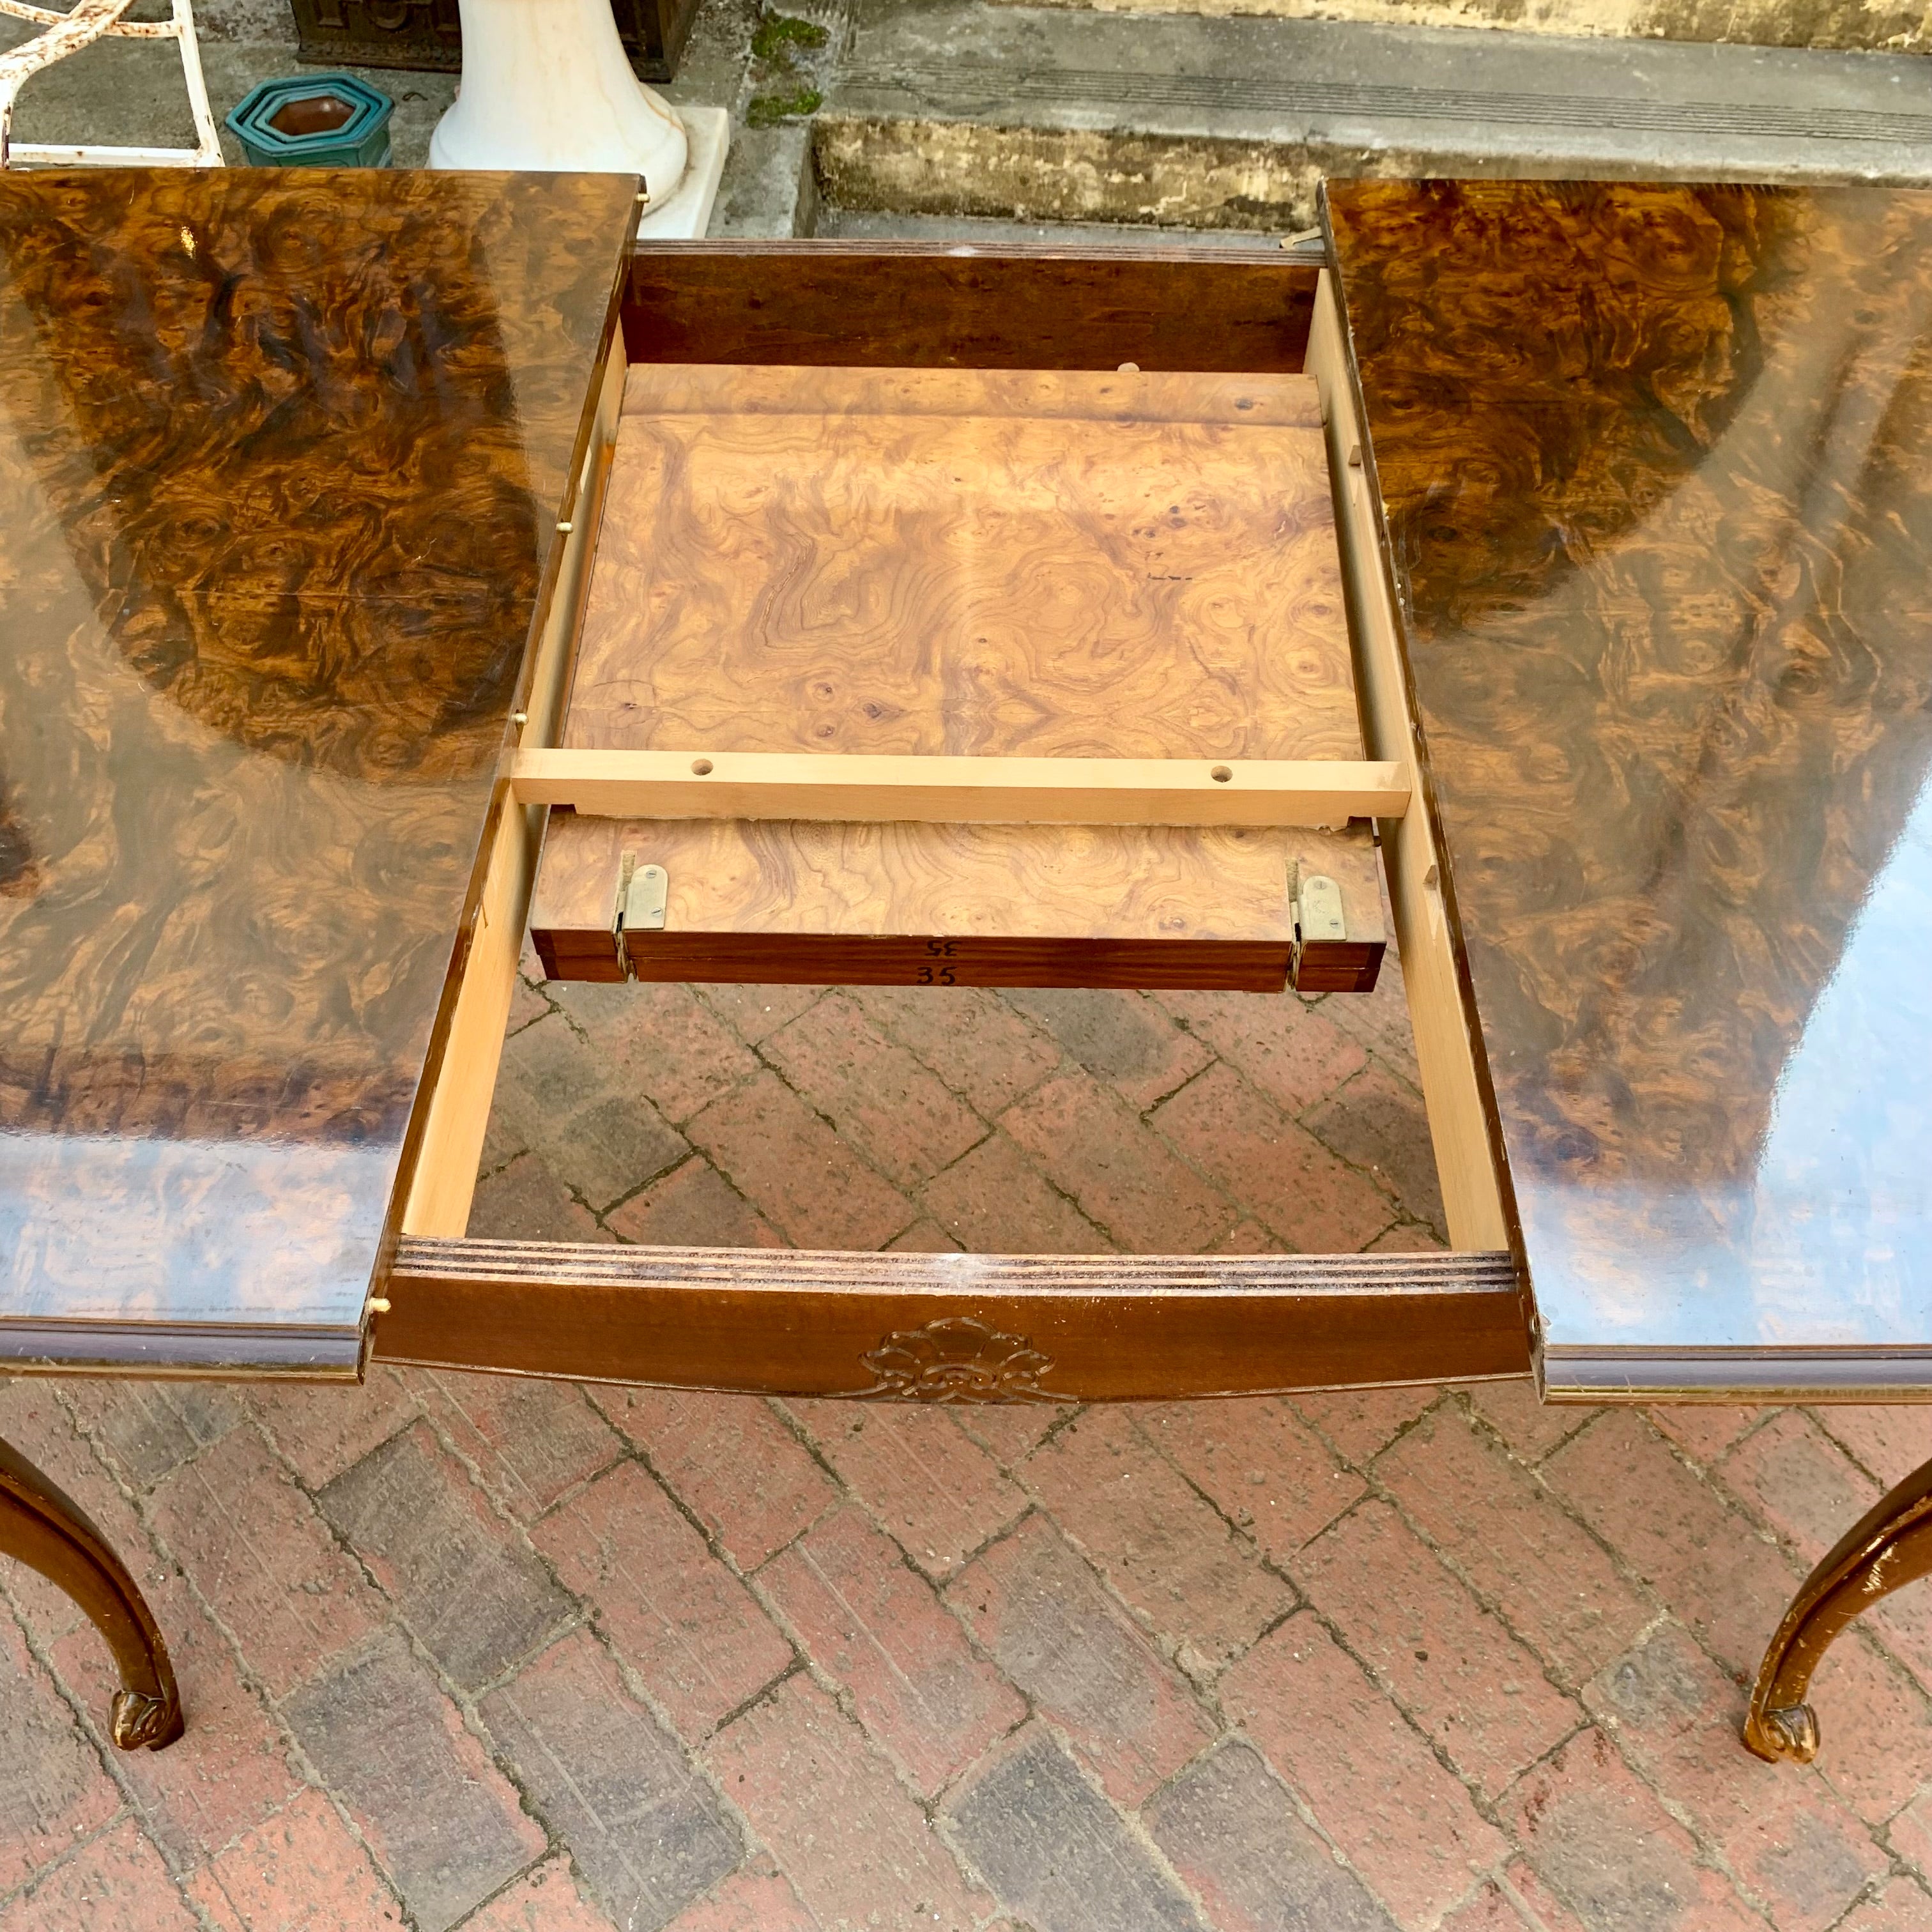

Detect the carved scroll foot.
xmin=1745 ymin=1452 xmax=1932 ymax=1765
xmin=0 ymin=1434 xmax=183 ymax=1752
xmin=1745 ymin=1703 xmax=1820 ymax=1763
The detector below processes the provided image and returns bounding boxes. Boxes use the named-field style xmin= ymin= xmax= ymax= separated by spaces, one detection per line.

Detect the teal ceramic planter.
xmin=226 ymin=74 xmax=394 ymax=167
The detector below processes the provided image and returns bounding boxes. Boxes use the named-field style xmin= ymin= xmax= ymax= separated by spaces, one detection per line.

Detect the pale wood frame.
xmin=1305 ymin=270 xmax=1512 ymax=1253
xmin=510 ymin=747 xmax=1409 ymax=827
xmin=400 ymin=341 xmax=629 ymax=1241
xmin=399 ymin=275 xmax=1509 ymax=1257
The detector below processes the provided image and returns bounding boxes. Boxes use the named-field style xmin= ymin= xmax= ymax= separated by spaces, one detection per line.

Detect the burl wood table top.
xmin=0 ymin=168 xmax=637 ymax=1373
xmin=1326 ymin=180 xmax=1932 ymax=1395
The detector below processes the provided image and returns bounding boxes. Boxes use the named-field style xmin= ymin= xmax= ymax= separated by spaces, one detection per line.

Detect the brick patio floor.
xmin=5 ymin=959 xmax=1932 ymax=1931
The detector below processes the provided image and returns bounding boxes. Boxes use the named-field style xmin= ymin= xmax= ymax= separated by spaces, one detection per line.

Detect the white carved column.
xmin=429 ymin=0 xmax=728 ymax=238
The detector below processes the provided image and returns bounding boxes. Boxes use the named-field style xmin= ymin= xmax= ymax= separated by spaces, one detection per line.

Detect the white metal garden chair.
xmin=0 ymin=0 xmax=221 ymax=169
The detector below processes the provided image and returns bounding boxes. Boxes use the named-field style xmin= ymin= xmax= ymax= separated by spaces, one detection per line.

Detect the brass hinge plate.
xmin=1297 ymin=873 xmax=1346 ymax=943
xmin=622 ymin=862 xmax=668 ymax=933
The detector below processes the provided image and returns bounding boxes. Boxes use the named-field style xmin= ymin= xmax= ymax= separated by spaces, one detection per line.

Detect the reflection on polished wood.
xmin=0 ymin=168 xmax=638 ymax=1370
xmin=0 ymin=1436 xmax=181 ymax=1751
xmin=1747 ymin=1456 xmax=1932 ymax=1763
xmin=0 ymin=166 xmax=637 ymax=1747
xmin=1325 ymin=181 xmax=1932 ymax=1395
xmin=532 ymin=360 xmax=1377 ymax=990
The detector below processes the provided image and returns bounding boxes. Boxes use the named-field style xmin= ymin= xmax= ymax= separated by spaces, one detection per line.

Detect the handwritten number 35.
xmin=918 ymin=939 xmax=958 ymax=985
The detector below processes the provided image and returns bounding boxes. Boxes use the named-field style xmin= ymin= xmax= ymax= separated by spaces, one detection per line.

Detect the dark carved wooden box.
xmin=287 ymin=0 xmax=700 ymax=82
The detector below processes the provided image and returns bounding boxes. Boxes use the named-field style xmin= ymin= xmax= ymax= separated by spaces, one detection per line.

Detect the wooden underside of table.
xmin=528 ymin=361 xmax=1386 ymax=993
xmin=392 ymin=250 xmax=1522 ymax=1410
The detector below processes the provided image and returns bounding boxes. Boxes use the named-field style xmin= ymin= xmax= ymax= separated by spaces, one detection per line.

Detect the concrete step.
xmin=813 ymin=0 xmax=1932 ymax=231
xmin=812 ymin=206 xmax=1320 ymax=248
xmin=968 ymin=0 xmax=1932 ymax=58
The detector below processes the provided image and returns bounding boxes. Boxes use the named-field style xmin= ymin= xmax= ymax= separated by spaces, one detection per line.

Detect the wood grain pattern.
xmin=529 ymin=811 xmax=1384 ymax=991
xmin=535 ymin=360 xmax=1374 ymax=989
xmin=573 ymin=364 xmax=1356 ymax=763
xmin=377 ymin=1235 xmax=1527 ymax=1397
xmin=1325 ymin=181 xmax=1932 ymax=1386
xmin=617 ymin=363 xmax=1324 ymax=425
xmin=623 ymin=243 xmax=1318 ymax=374
xmin=0 ymin=168 xmax=638 ymax=1368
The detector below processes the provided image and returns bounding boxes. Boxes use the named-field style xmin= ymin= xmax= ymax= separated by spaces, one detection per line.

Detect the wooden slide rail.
xmin=510 ymin=748 xmax=1411 ymax=827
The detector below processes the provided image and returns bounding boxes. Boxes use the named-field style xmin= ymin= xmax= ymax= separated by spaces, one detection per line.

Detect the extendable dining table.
xmin=0 ymin=164 xmax=1924 ymax=1770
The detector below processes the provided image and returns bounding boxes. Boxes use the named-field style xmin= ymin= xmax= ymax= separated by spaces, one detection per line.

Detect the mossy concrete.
xmin=987 ymin=0 xmax=1932 ymax=56
xmin=818 ymin=0 xmax=1932 ymax=233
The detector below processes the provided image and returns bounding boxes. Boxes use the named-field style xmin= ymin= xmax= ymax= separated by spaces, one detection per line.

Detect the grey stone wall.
xmin=996 ymin=0 xmax=1932 ymax=57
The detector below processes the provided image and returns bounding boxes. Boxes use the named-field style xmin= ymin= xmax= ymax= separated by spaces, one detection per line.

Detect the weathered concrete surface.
xmin=816 ymin=204 xmax=1317 ymax=244
xmin=712 ymin=0 xmax=847 ymax=234
xmin=9 ymin=0 xmax=1929 ymax=243
xmin=818 ymin=0 xmax=1932 ymax=231
xmin=985 ymin=0 xmax=1932 ymax=57
xmin=818 ymin=118 xmax=1326 ymax=230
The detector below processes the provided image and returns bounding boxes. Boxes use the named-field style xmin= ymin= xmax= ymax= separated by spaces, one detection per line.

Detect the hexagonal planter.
xmin=226 ymin=73 xmax=395 ymax=167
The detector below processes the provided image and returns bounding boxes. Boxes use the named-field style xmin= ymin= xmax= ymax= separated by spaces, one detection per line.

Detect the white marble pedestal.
xmin=429 ymin=0 xmax=729 ymax=238
xmin=635 ymin=103 xmax=728 ymax=240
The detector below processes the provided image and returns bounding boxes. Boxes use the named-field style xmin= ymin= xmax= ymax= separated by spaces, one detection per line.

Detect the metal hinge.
xmin=1295 ymin=873 xmax=1346 ymax=944
xmin=618 ymin=857 xmax=668 ymax=935
xmin=610 ymin=856 xmax=668 ymax=981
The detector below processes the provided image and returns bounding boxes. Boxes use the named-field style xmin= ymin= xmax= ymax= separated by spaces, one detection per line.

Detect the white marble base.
xmin=635 ymin=103 xmax=729 ymax=240
xmin=429 ymin=0 xmax=689 ymax=205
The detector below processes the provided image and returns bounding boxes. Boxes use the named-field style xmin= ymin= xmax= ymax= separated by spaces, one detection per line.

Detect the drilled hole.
xmin=1211 ymin=765 xmax=1233 ymax=783
xmin=691 ymin=758 xmax=714 ymax=776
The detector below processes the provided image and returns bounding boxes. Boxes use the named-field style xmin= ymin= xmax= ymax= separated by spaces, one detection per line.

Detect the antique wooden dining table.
xmin=0 ymin=165 xmax=1926 ymax=1770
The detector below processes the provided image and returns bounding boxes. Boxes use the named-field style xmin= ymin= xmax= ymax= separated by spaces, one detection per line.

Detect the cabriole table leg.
xmin=0 ymin=1433 xmax=183 ymax=1751
xmin=1746 ymin=1455 xmax=1932 ymax=1763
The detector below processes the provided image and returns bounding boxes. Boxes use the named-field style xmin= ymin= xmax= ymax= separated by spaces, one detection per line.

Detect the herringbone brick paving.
xmin=5 ymin=963 xmax=1932 ymax=1931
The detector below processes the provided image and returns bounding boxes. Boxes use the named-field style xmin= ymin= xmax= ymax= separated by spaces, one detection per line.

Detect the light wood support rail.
xmin=1305 ymin=268 xmax=1512 ymax=1254
xmin=510 ymin=749 xmax=1411 ymax=827
xmin=399 ymin=337 xmax=629 ymax=1239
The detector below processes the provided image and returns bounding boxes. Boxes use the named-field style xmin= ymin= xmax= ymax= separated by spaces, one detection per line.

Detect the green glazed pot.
xmin=225 ymin=73 xmax=395 ymax=167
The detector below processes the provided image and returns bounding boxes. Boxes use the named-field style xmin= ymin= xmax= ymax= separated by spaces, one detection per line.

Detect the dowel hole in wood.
xmin=691 ymin=758 xmax=713 ymax=776
xmin=1211 ymin=765 xmax=1233 ymax=783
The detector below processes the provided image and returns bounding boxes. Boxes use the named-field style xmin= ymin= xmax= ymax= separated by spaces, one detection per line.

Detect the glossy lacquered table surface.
xmin=0 ymin=169 xmax=636 ymax=1374
xmin=1326 ymin=180 xmax=1932 ymax=1397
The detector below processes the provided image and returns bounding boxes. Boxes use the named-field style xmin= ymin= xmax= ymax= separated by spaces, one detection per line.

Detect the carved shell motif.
xmin=854 ymin=1315 xmax=1061 ymax=1404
